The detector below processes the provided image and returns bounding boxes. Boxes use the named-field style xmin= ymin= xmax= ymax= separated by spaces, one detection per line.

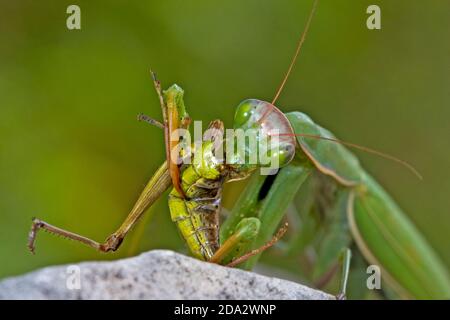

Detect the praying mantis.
xmin=27 ymin=0 xmax=450 ymax=299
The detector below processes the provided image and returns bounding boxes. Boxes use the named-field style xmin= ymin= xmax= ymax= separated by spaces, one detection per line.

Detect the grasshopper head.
xmin=163 ymin=84 xmax=187 ymax=117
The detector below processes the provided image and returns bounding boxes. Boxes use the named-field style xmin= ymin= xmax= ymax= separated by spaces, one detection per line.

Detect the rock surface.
xmin=0 ymin=250 xmax=332 ymax=300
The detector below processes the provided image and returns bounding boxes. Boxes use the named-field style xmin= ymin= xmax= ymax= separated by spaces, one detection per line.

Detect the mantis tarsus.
xmin=27 ymin=0 xmax=450 ymax=299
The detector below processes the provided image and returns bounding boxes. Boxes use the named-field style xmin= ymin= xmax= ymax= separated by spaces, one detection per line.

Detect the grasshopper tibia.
xmin=27 ymin=217 xmax=123 ymax=254
xmin=137 ymin=113 xmax=164 ymax=129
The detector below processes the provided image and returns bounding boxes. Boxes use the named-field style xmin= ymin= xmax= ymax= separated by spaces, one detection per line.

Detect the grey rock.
xmin=0 ymin=250 xmax=333 ymax=300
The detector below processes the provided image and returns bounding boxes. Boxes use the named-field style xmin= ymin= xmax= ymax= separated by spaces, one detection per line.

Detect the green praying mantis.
xmin=27 ymin=0 xmax=450 ymax=299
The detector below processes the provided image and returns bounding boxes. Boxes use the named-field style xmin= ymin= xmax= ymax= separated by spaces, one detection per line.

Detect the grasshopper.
xmin=28 ymin=75 xmax=293 ymax=267
xmin=27 ymin=0 xmax=450 ymax=299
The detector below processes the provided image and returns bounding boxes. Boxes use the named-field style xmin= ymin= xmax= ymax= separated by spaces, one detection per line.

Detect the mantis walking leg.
xmin=336 ymin=248 xmax=352 ymax=300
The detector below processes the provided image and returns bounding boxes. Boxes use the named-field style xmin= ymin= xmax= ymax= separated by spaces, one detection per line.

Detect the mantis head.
xmin=230 ymin=99 xmax=296 ymax=172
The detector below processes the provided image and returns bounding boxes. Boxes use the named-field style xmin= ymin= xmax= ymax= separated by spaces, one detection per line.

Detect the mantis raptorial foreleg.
xmin=221 ymin=156 xmax=313 ymax=270
xmin=222 ymin=223 xmax=289 ymax=268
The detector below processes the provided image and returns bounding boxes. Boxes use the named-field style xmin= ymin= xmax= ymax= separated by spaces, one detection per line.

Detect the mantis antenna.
xmin=278 ymin=132 xmax=423 ymax=180
xmin=260 ymin=0 xmax=422 ymax=180
xmin=257 ymin=0 xmax=319 ymax=125
xmin=271 ymin=0 xmax=319 ymax=105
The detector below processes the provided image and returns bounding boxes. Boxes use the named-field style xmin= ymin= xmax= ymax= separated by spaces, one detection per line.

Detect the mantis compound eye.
xmin=233 ymin=99 xmax=297 ymax=168
xmin=267 ymin=142 xmax=296 ymax=168
xmin=233 ymin=99 xmax=260 ymax=130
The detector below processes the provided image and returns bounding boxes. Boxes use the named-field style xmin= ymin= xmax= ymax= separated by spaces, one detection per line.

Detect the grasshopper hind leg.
xmin=28 ymin=218 xmax=123 ymax=254
xmin=28 ymin=161 xmax=171 ymax=254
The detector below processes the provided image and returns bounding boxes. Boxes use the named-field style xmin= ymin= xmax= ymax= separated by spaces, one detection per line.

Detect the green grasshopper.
xmin=27 ymin=77 xmax=293 ymax=267
xmin=27 ymin=0 xmax=450 ymax=299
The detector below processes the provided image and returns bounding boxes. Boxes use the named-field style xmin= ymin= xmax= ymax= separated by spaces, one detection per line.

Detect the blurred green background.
xmin=0 ymin=0 xmax=449 ymax=285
